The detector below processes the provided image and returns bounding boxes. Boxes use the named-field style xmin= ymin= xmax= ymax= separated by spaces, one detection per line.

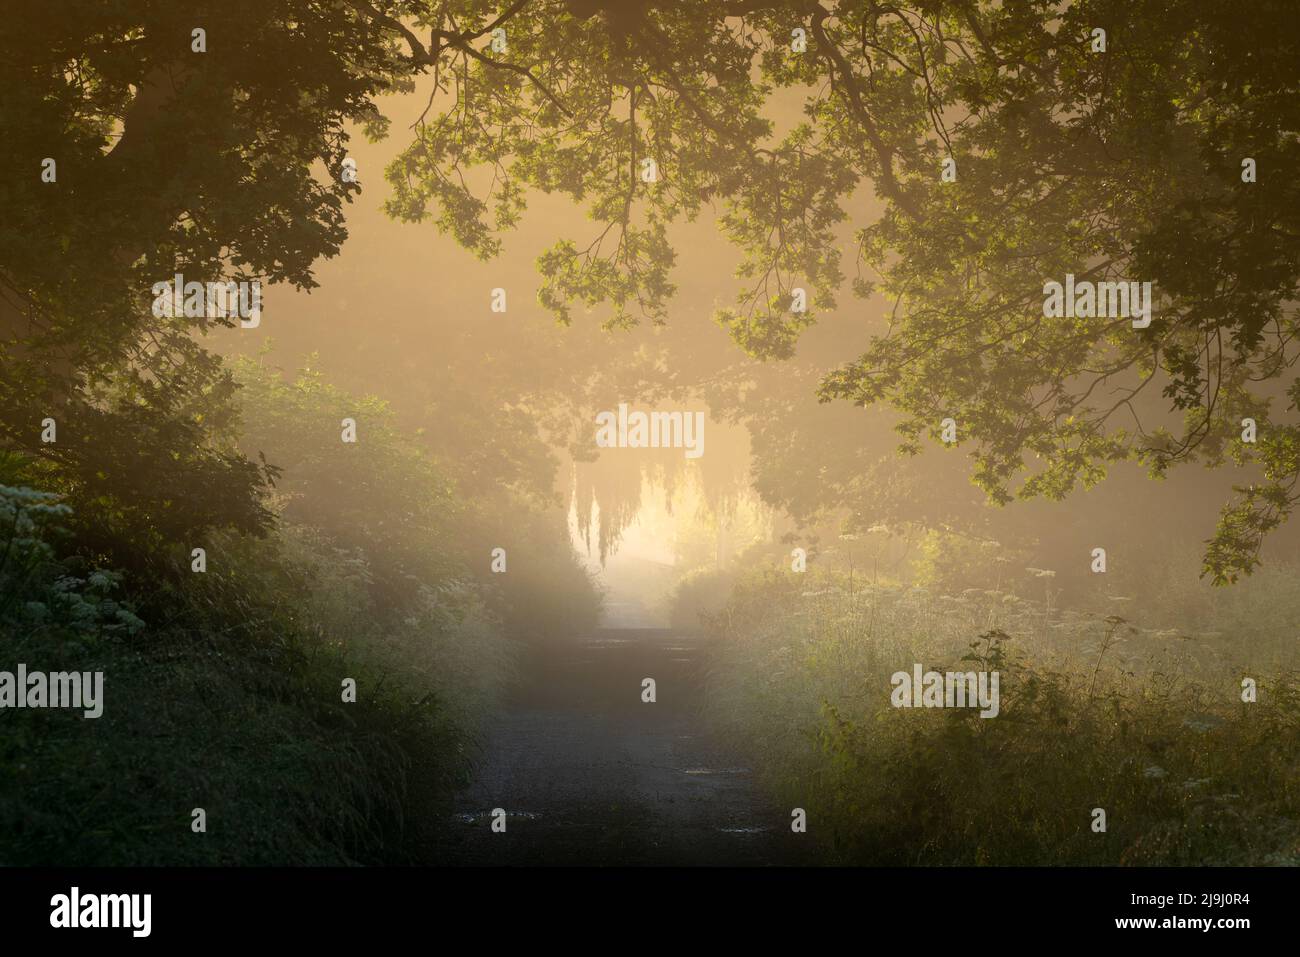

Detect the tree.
xmin=378 ymin=0 xmax=1300 ymax=582
xmin=0 ymin=0 xmax=406 ymax=554
xmin=5 ymin=1 xmax=1298 ymax=581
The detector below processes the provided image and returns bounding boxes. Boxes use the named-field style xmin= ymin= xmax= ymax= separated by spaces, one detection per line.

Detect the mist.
xmin=3 ymin=0 xmax=1298 ymax=878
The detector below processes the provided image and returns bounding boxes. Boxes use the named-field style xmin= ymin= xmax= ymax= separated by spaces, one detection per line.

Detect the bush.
xmin=231 ymin=356 xmax=601 ymax=644
xmin=666 ymin=565 xmax=738 ymax=632
xmin=0 ymin=485 xmax=505 ymax=864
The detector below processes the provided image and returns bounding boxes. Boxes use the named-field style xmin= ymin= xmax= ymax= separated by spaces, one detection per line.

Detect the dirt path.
xmin=434 ymin=629 xmax=812 ymax=865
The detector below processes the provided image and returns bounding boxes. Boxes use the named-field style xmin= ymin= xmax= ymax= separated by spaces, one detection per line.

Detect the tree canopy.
xmin=4 ymin=0 xmax=1298 ymax=580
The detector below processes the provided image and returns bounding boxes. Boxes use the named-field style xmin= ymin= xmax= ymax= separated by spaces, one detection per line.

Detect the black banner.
xmin=0 ymin=866 xmax=1281 ymax=944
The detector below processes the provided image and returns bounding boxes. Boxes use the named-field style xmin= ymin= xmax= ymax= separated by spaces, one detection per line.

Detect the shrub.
xmin=0 ymin=479 xmax=503 ymax=865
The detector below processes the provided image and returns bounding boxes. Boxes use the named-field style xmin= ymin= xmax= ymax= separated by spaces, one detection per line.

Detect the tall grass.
xmin=697 ymin=567 xmax=1300 ymax=865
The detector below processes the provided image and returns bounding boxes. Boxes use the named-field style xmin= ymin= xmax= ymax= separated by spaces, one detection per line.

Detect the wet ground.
xmin=434 ymin=629 xmax=814 ymax=866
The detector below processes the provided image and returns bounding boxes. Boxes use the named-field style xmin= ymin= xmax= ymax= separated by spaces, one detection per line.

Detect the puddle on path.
xmin=682 ymin=767 xmax=752 ymax=776
xmin=455 ymin=810 xmax=544 ymax=825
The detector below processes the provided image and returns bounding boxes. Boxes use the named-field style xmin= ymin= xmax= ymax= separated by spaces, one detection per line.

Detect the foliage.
xmin=378 ymin=0 xmax=1300 ymax=580
xmin=232 ymin=356 xmax=463 ymax=594
xmin=0 ymin=477 xmax=513 ymax=865
xmin=666 ymin=564 xmax=739 ymax=632
xmin=231 ymin=355 xmax=601 ymax=640
xmin=0 ymin=0 xmax=411 ymax=546
xmin=698 ymin=565 xmax=1300 ymax=865
xmin=9 ymin=1 xmax=1298 ymax=580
